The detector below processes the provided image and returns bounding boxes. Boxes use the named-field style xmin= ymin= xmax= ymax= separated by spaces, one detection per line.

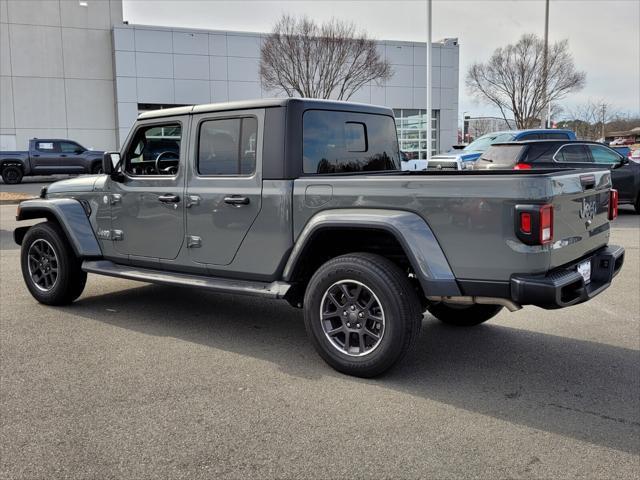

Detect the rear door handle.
xmin=158 ymin=194 xmax=180 ymax=203
xmin=224 ymin=196 xmax=250 ymax=206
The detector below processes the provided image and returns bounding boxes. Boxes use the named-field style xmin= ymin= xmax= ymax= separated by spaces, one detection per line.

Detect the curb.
xmin=0 ymin=197 xmax=35 ymax=205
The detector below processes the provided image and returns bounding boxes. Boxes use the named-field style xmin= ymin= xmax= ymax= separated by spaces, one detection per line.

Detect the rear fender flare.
xmin=283 ymin=209 xmax=461 ymax=297
xmin=15 ymin=198 xmax=102 ymax=258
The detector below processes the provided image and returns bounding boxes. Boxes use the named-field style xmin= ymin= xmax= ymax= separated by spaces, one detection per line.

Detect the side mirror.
xmin=103 ymin=152 xmax=121 ymax=176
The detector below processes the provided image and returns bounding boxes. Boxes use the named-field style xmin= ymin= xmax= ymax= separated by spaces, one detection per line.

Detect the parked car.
xmin=473 ymin=140 xmax=640 ymax=213
xmin=0 ymin=138 xmax=104 ymax=184
xmin=401 ymin=129 xmax=577 ymax=171
xmin=13 ymin=99 xmax=624 ymax=377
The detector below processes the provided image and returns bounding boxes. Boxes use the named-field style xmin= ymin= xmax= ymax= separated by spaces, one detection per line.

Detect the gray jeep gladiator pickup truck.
xmin=0 ymin=138 xmax=104 ymax=184
xmin=14 ymin=99 xmax=625 ymax=377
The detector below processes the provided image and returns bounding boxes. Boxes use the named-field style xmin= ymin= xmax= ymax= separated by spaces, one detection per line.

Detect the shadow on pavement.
xmin=65 ymin=283 xmax=640 ymax=455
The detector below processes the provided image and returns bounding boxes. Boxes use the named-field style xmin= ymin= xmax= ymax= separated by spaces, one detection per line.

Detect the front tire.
xmin=634 ymin=194 xmax=639 ymax=214
xmin=303 ymin=253 xmax=422 ymax=377
xmin=427 ymin=303 xmax=503 ymax=327
xmin=91 ymin=163 xmax=104 ymax=174
xmin=1 ymin=165 xmax=23 ymax=184
xmin=20 ymin=222 xmax=87 ymax=305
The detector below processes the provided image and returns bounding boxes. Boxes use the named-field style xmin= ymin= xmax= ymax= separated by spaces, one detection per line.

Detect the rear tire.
xmin=303 ymin=253 xmax=422 ymax=377
xmin=427 ymin=303 xmax=503 ymax=327
xmin=1 ymin=165 xmax=23 ymax=184
xmin=634 ymin=195 xmax=639 ymax=214
xmin=20 ymin=221 xmax=87 ymax=305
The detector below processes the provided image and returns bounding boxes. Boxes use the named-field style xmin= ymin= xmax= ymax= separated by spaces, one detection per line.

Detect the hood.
xmin=46 ymin=175 xmax=105 ymax=194
xmin=431 ymin=152 xmax=482 ymax=163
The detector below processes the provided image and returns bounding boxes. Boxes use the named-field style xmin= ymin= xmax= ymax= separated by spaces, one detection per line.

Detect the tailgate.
xmin=548 ymin=169 xmax=612 ymax=269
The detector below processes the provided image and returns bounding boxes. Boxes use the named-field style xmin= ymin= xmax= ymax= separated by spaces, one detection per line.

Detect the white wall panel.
xmin=0 ymin=25 xmax=11 ymax=76
xmin=210 ymin=80 xmax=228 ymax=102
xmin=173 ymin=54 xmax=209 ymax=80
xmin=387 ymin=64 xmax=413 ymax=87
xmin=228 ymin=81 xmax=261 ymax=101
xmin=385 ymin=43 xmax=413 ymax=65
xmin=117 ymin=102 xmax=138 ymax=129
xmin=9 ymin=24 xmax=63 ymax=77
xmin=209 ymin=56 xmax=227 ymax=81
xmin=62 ymin=28 xmax=113 ymax=79
xmin=7 ymin=0 xmax=60 ymax=26
xmin=114 ymin=50 xmax=136 ymax=77
xmin=0 ymin=76 xmax=14 ymax=129
xmin=136 ymin=52 xmax=173 ymax=78
xmin=209 ymin=34 xmax=227 ymax=56
xmin=60 ymin=0 xmax=111 ymax=29
xmin=227 ymin=57 xmax=259 ymax=81
xmin=174 ymin=79 xmax=210 ymax=104
xmin=12 ymin=77 xmax=66 ymax=128
xmin=136 ymin=77 xmax=174 ymax=103
xmin=227 ymin=34 xmax=260 ymax=57
xmin=113 ymin=27 xmax=134 ymax=51
xmin=173 ymin=31 xmax=208 ymax=55
xmin=385 ymin=87 xmax=413 ymax=108
xmin=65 ymin=79 xmax=115 ymax=129
xmin=134 ymin=28 xmax=172 ymax=53
xmin=116 ymin=76 xmax=137 ymax=103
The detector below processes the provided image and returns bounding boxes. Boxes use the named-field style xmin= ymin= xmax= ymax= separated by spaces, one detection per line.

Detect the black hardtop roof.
xmin=138 ymin=98 xmax=394 ymax=120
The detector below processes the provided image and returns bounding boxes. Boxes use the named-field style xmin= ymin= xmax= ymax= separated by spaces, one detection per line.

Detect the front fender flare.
xmin=283 ymin=209 xmax=461 ymax=297
xmin=15 ymin=198 xmax=102 ymax=258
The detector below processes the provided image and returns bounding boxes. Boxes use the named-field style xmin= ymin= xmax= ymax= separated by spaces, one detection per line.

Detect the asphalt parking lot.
xmin=1 ymin=202 xmax=638 ymax=479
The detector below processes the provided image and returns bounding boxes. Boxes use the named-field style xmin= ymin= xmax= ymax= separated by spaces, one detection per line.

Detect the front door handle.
xmin=224 ymin=196 xmax=250 ymax=206
xmin=158 ymin=194 xmax=180 ymax=203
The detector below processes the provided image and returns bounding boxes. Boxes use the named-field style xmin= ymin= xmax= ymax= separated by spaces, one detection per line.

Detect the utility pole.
xmin=601 ymin=103 xmax=606 ymax=140
xmin=426 ymin=0 xmax=432 ymax=161
xmin=541 ymin=0 xmax=550 ymax=128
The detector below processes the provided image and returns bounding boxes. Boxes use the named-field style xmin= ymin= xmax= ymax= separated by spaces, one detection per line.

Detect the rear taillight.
xmin=519 ymin=212 xmax=532 ymax=233
xmin=540 ymin=204 xmax=553 ymax=244
xmin=514 ymin=163 xmax=531 ymax=170
xmin=515 ymin=204 xmax=554 ymax=246
xmin=609 ymin=189 xmax=618 ymax=220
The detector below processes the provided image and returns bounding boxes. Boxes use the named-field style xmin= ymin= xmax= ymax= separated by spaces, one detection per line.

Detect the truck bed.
xmin=293 ymin=168 xmax=613 ymax=283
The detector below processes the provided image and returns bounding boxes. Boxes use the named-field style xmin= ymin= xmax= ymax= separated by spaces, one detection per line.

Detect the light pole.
xmin=426 ymin=0 xmax=432 ymax=161
xmin=541 ymin=0 xmax=550 ymax=128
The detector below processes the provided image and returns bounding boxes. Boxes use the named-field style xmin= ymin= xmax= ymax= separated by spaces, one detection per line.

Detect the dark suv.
xmin=474 ymin=140 xmax=640 ymax=213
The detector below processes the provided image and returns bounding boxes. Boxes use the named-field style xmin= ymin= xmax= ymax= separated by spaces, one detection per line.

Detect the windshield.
xmin=464 ymin=132 xmax=515 ymax=152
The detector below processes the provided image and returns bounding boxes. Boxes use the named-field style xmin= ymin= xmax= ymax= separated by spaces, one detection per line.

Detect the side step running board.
xmin=82 ymin=260 xmax=291 ymax=299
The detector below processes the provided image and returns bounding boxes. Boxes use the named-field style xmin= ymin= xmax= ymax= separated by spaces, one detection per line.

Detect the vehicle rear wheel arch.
xmin=283 ymin=226 xmax=425 ymax=307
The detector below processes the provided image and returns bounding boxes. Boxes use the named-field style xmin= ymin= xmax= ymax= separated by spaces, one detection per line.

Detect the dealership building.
xmin=1 ymin=0 xmax=460 ymax=158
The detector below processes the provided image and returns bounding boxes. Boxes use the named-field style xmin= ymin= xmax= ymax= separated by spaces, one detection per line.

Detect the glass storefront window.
xmin=394 ymin=109 xmax=440 ymax=158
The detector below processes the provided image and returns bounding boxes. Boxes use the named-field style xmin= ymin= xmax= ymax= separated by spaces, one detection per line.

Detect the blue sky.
xmin=123 ymin=0 xmax=640 ymax=121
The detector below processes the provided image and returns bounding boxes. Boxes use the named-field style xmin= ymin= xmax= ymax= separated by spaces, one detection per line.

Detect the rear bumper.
xmin=510 ymin=245 xmax=625 ymax=309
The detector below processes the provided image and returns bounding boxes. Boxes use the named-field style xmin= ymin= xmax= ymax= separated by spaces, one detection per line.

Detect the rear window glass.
xmin=475 ymin=145 xmax=525 ymax=168
xmin=303 ymin=110 xmax=400 ymax=174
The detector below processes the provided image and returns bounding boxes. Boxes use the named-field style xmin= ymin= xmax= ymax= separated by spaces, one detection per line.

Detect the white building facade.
xmin=2 ymin=0 xmax=460 ymax=157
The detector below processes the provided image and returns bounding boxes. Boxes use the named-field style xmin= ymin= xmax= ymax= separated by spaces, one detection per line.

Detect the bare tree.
xmin=561 ymin=100 xmax=615 ymax=139
xmin=466 ymin=34 xmax=585 ymax=129
xmin=260 ymin=15 xmax=392 ymax=100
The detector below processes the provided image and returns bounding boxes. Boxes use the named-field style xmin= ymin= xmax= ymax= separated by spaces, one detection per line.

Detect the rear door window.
xmin=588 ymin=145 xmax=621 ymax=164
xmin=554 ymin=144 xmax=592 ymax=163
xmin=476 ymin=145 xmax=525 ymax=168
xmin=197 ymin=117 xmax=257 ymax=176
xmin=36 ymin=141 xmax=56 ymax=152
xmin=303 ymin=110 xmax=400 ymax=174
